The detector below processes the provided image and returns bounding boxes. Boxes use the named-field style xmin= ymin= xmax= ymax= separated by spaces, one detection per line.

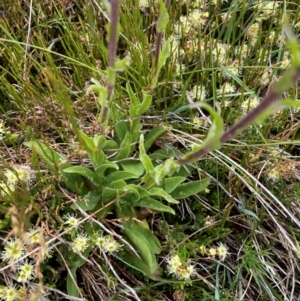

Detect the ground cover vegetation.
xmin=1 ymin=0 xmax=300 ymax=300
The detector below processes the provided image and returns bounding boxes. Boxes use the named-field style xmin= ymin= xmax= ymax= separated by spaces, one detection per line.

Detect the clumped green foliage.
xmin=1 ymin=0 xmax=300 ymax=301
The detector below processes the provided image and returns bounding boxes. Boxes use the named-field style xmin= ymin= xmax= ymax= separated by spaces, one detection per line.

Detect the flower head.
xmin=167 ymin=254 xmax=182 ymax=274
xmin=102 ymin=237 xmax=122 ymax=254
xmin=280 ymin=52 xmax=291 ymax=69
xmin=0 ymin=181 xmax=15 ymax=196
xmin=247 ymin=22 xmax=260 ymax=40
xmin=235 ymin=44 xmax=249 ymax=60
xmin=39 ymin=244 xmax=54 ymax=261
xmin=167 ymin=255 xmax=196 ymax=280
xmin=208 ymin=247 xmax=217 ymax=258
xmin=212 ymin=43 xmax=228 ymax=64
xmin=72 ymin=234 xmax=89 ymax=253
xmin=0 ymin=121 xmax=5 ymax=137
xmin=256 ymin=2 xmax=279 ymax=20
xmin=94 ymin=235 xmax=107 ymax=249
xmin=139 ymin=0 xmax=158 ymax=10
xmin=17 ymin=261 xmax=35 ymax=283
xmin=267 ymin=166 xmax=280 ymax=182
xmin=260 ymin=70 xmax=271 ymax=86
xmin=217 ymin=83 xmax=236 ymax=96
xmin=1 ymin=285 xmax=19 ymax=301
xmin=1 ymin=238 xmax=25 ymax=262
xmin=139 ymin=0 xmax=150 ymax=9
xmin=3 ymin=166 xmax=33 ymax=188
xmin=217 ymin=243 xmax=229 ymax=261
xmin=223 ymin=61 xmax=241 ymax=78
xmin=26 ymin=227 xmax=43 ymax=245
xmin=192 ymin=85 xmax=207 ymax=101
xmin=199 ymin=245 xmax=207 ymax=256
xmin=15 ymin=166 xmax=33 ymax=183
xmin=179 ymin=16 xmax=193 ymax=36
xmin=177 ymin=263 xmax=196 ymax=280
xmin=241 ymin=96 xmax=260 ymax=113
xmin=189 ymin=9 xmax=209 ymax=27
xmin=64 ymin=214 xmax=81 ymax=228
xmin=19 ymin=261 xmax=35 ymax=277
xmin=4 ymin=169 xmax=18 ymax=186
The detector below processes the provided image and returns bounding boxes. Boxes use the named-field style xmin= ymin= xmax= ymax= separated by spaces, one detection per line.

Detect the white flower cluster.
xmin=0 ymin=228 xmax=51 ymax=299
xmin=1 ymin=228 xmax=49 ymax=266
xmin=70 ymin=232 xmax=122 ymax=255
xmin=199 ymin=242 xmax=229 ymax=261
xmin=0 ymin=285 xmax=19 ymax=301
xmin=0 ymin=166 xmax=34 ymax=197
xmin=63 ymin=215 xmax=123 ymax=255
xmin=166 ymin=254 xmax=196 ymax=280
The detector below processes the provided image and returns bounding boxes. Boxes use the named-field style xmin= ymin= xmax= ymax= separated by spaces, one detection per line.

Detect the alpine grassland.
xmin=1 ymin=1 xmax=300 ymax=300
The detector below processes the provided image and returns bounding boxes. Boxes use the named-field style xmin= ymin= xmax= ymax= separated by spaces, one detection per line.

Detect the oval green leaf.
xmin=171 ymin=178 xmax=210 ymax=199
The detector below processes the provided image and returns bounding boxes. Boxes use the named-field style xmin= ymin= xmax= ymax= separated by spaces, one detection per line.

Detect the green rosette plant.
xmin=24 ymin=0 xmax=210 ymax=295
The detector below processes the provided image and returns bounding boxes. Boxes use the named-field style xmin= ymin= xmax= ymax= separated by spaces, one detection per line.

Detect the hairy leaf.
xmin=148 ymin=187 xmax=178 ymax=204
xmin=122 ymin=221 xmax=160 ymax=274
xmin=144 ymin=126 xmax=168 ymax=152
xmin=64 ymin=166 xmax=100 ymax=186
xmin=163 ymin=177 xmax=186 ymax=193
xmin=171 ymin=178 xmax=210 ymax=199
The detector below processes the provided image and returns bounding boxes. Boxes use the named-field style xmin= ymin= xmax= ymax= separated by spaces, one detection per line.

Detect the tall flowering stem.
xmin=107 ymin=0 xmax=119 ymax=70
xmin=154 ymin=0 xmax=171 ymax=73
xmin=177 ymin=31 xmax=300 ymax=166
xmin=100 ymin=0 xmax=119 ymax=126
xmin=220 ymin=67 xmax=300 ymax=143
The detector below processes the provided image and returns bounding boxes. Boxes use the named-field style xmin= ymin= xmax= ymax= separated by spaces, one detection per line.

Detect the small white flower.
xmin=17 ymin=272 xmax=28 ymax=283
xmin=2 ymin=285 xmax=19 ymax=301
xmin=217 ymin=83 xmax=236 ymax=96
xmin=189 ymin=9 xmax=209 ymax=27
xmin=208 ymin=247 xmax=217 ymax=258
xmin=247 ymin=22 xmax=260 ymax=39
xmin=15 ymin=166 xmax=33 ymax=183
xmin=102 ymin=237 xmax=122 ymax=254
xmin=179 ymin=263 xmax=196 ymax=280
xmin=280 ymin=53 xmax=291 ymax=69
xmin=0 ymin=181 xmax=15 ymax=196
xmin=192 ymin=85 xmax=207 ymax=101
xmin=260 ymin=70 xmax=271 ymax=85
xmin=139 ymin=0 xmax=158 ymax=9
xmin=1 ymin=238 xmax=25 ymax=262
xmin=235 ymin=44 xmax=249 ymax=60
xmin=94 ymin=236 xmax=106 ymax=248
xmin=267 ymin=166 xmax=280 ymax=182
xmin=223 ymin=63 xmax=241 ymax=78
xmin=167 ymin=254 xmax=182 ymax=274
xmin=199 ymin=245 xmax=207 ymax=255
xmin=4 ymin=169 xmax=18 ymax=185
xmin=167 ymin=255 xmax=196 ymax=280
xmin=26 ymin=227 xmax=43 ymax=245
xmin=217 ymin=243 xmax=229 ymax=261
xmin=139 ymin=0 xmax=149 ymax=9
xmin=212 ymin=43 xmax=229 ymax=64
xmin=17 ymin=261 xmax=35 ymax=283
xmin=64 ymin=214 xmax=81 ymax=228
xmin=241 ymin=96 xmax=260 ymax=113
xmin=72 ymin=234 xmax=89 ymax=253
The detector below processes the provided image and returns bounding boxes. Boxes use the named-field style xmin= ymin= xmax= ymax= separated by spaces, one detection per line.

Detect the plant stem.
xmin=177 ymin=65 xmax=300 ymax=165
